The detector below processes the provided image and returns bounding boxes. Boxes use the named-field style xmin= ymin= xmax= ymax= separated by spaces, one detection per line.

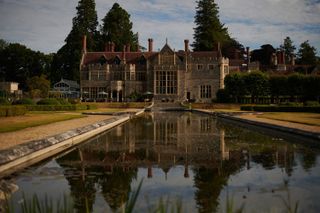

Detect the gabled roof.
xmin=83 ymin=52 xmax=158 ymax=65
xmin=55 ymin=78 xmax=79 ymax=88
xmin=82 ymin=43 xmax=221 ymax=66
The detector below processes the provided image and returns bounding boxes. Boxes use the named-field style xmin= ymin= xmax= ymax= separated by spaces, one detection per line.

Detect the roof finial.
xmin=166 ymin=38 xmax=168 ymax=44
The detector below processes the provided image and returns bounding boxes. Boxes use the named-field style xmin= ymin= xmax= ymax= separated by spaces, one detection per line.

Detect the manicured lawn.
xmin=257 ymin=112 xmax=320 ymax=126
xmin=0 ymin=112 xmax=86 ymax=133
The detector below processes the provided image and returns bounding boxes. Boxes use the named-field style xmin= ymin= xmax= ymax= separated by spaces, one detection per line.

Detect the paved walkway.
xmin=0 ymin=115 xmax=114 ymax=150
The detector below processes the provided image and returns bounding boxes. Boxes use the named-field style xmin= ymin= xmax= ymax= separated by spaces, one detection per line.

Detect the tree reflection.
xmin=99 ymin=167 xmax=137 ymax=211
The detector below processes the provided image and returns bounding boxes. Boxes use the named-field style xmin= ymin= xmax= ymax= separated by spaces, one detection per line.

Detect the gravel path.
xmin=0 ymin=115 xmax=113 ymax=150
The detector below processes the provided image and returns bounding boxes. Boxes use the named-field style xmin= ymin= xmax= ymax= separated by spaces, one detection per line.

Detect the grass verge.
xmin=257 ymin=112 xmax=320 ymax=126
xmin=0 ymin=112 xmax=86 ymax=133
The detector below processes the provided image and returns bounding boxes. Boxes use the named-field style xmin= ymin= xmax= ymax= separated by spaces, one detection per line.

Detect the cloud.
xmin=0 ymin=0 xmax=319 ymax=54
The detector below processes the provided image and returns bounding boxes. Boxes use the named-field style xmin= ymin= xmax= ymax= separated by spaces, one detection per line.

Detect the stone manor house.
xmin=80 ymin=36 xmax=229 ymax=103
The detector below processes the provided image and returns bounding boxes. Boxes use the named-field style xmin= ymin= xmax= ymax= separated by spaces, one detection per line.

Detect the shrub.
xmin=304 ymin=101 xmax=320 ymax=107
xmin=12 ymin=98 xmax=35 ymax=105
xmin=57 ymin=98 xmax=71 ymax=105
xmin=37 ymin=98 xmax=61 ymax=105
xmin=70 ymin=99 xmax=81 ymax=104
xmin=0 ymin=97 xmax=10 ymax=105
xmin=240 ymin=105 xmax=320 ymax=113
xmin=26 ymin=105 xmax=77 ymax=111
xmin=240 ymin=105 xmax=254 ymax=111
xmin=0 ymin=106 xmax=27 ymax=117
xmin=216 ymin=89 xmax=231 ymax=103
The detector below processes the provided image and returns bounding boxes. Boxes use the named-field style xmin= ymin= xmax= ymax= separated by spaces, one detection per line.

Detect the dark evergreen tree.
xmin=280 ymin=36 xmax=296 ymax=63
xmin=296 ymin=40 xmax=317 ymax=66
xmin=52 ymin=0 xmax=99 ymax=82
xmin=251 ymin=44 xmax=276 ymax=66
xmin=192 ymin=0 xmax=233 ymax=52
xmin=101 ymin=3 xmax=138 ymax=52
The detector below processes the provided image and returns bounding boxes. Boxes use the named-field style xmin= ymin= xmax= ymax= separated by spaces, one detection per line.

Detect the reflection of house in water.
xmin=56 ymin=112 xmax=298 ymax=212
xmin=59 ymin=113 xmax=244 ymax=177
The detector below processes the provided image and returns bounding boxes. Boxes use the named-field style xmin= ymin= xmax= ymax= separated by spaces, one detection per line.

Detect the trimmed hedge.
xmin=241 ymin=105 xmax=320 ymax=113
xmin=37 ymin=98 xmax=61 ymax=105
xmin=0 ymin=106 xmax=27 ymax=117
xmin=12 ymin=98 xmax=35 ymax=105
xmin=26 ymin=104 xmax=97 ymax=111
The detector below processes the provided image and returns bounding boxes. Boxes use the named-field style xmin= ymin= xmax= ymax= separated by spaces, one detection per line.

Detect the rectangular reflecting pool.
xmin=3 ymin=112 xmax=320 ymax=212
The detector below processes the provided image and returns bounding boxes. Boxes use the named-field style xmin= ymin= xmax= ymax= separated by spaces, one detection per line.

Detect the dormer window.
xmin=114 ymin=56 xmax=121 ymax=65
xmin=139 ymin=56 xmax=146 ymax=65
xmin=99 ymin=56 xmax=107 ymax=65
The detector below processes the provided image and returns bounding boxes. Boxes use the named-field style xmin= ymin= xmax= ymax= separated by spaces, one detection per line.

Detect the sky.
xmin=0 ymin=0 xmax=319 ymax=55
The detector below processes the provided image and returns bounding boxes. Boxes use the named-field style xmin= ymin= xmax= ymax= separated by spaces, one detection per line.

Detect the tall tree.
xmin=192 ymin=0 xmax=231 ymax=51
xmin=52 ymin=0 xmax=99 ymax=82
xmin=101 ymin=3 xmax=138 ymax=52
xmin=0 ymin=39 xmax=8 ymax=51
xmin=296 ymin=40 xmax=317 ymax=66
xmin=280 ymin=36 xmax=296 ymax=63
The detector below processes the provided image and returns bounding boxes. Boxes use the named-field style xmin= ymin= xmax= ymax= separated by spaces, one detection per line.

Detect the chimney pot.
xmin=148 ymin=38 xmax=153 ymax=52
xmin=184 ymin=39 xmax=189 ymax=52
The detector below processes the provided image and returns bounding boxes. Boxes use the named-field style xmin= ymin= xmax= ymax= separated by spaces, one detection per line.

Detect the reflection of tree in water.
xmin=300 ymin=148 xmax=318 ymax=172
xmin=56 ymin=149 xmax=98 ymax=213
xmin=56 ymin=148 xmax=138 ymax=212
xmin=193 ymin=159 xmax=245 ymax=213
xmin=99 ymin=167 xmax=137 ymax=211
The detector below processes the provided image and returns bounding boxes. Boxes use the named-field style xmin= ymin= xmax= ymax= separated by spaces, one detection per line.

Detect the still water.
xmin=6 ymin=112 xmax=320 ymax=212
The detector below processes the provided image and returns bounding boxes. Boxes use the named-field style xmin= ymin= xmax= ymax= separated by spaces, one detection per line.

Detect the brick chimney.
xmin=148 ymin=38 xmax=153 ymax=52
xmin=122 ymin=45 xmax=126 ymax=63
xmin=82 ymin=35 xmax=87 ymax=53
xmin=126 ymin=44 xmax=131 ymax=52
xmin=105 ymin=42 xmax=110 ymax=52
xmin=246 ymin=47 xmax=250 ymax=64
xmin=184 ymin=39 xmax=189 ymax=52
xmin=111 ymin=42 xmax=115 ymax=52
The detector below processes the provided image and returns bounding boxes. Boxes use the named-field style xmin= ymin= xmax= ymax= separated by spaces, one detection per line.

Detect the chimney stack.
xmin=82 ymin=35 xmax=87 ymax=53
xmin=122 ymin=45 xmax=126 ymax=63
xmin=126 ymin=44 xmax=131 ymax=52
xmin=105 ymin=42 xmax=110 ymax=52
xmin=111 ymin=42 xmax=115 ymax=52
xmin=184 ymin=39 xmax=189 ymax=52
xmin=148 ymin=38 xmax=153 ymax=52
xmin=246 ymin=47 xmax=250 ymax=64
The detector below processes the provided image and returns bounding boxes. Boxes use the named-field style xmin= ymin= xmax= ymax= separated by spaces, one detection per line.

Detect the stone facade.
xmin=80 ymin=37 xmax=229 ymax=103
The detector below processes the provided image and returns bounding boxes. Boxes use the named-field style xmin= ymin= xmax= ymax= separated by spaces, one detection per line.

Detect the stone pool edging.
xmin=192 ymin=109 xmax=320 ymax=142
xmin=0 ymin=110 xmax=144 ymax=177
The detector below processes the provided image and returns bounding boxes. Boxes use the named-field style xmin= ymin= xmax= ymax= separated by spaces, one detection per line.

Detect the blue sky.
xmin=0 ymin=0 xmax=319 ymax=55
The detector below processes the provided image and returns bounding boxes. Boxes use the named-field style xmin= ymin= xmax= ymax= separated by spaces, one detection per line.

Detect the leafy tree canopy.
xmin=296 ymin=40 xmax=317 ymax=66
xmin=101 ymin=3 xmax=138 ymax=52
xmin=0 ymin=43 xmax=52 ymax=89
xmin=27 ymin=74 xmax=51 ymax=98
